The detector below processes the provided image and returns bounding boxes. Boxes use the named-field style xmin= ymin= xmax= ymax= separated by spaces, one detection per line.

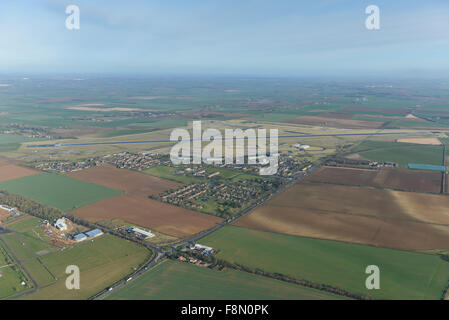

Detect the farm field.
xmin=0 ymin=134 xmax=47 ymax=153
xmin=397 ymin=138 xmax=442 ymax=145
xmin=352 ymin=140 xmax=444 ymax=168
xmin=105 ymin=259 xmax=345 ymax=300
xmin=4 ymin=217 xmax=58 ymax=255
xmin=0 ymin=173 xmax=123 ymax=211
xmin=0 ymin=160 xmax=39 ymax=182
xmin=143 ymin=166 xmax=201 ymax=184
xmin=0 ymin=240 xmax=32 ymax=299
xmin=69 ymin=193 xmax=222 ymax=238
xmin=66 ymin=164 xmax=181 ymax=197
xmin=0 ymin=232 xmax=56 ymax=288
xmin=285 ymin=115 xmax=384 ymax=129
xmin=236 ymin=182 xmax=449 ymax=250
xmin=305 ymin=166 xmax=442 ymax=193
xmin=202 ymin=226 xmax=449 ymax=300
xmin=21 ymin=234 xmax=150 ymax=300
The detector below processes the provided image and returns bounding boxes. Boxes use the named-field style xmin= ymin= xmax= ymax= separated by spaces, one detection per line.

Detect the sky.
xmin=0 ymin=0 xmax=448 ymax=77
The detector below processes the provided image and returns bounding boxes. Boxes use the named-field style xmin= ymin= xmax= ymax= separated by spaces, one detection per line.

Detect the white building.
xmin=193 ymin=244 xmax=214 ymax=252
xmin=132 ymin=227 xmax=154 ymax=239
xmin=293 ymin=144 xmax=310 ymax=151
xmin=54 ymin=218 xmax=68 ymax=231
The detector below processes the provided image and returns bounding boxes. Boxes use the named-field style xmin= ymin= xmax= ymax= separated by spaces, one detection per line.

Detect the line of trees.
xmin=169 ymin=249 xmax=373 ymax=300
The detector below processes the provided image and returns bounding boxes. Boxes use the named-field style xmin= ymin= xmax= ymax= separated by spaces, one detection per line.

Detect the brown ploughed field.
xmin=69 ymin=193 xmax=222 ymax=238
xmin=0 ymin=159 xmax=40 ymax=182
xmin=66 ymin=164 xmax=181 ymax=196
xmin=305 ymin=166 xmax=442 ymax=193
xmin=67 ymin=164 xmax=222 ymax=238
xmin=236 ymin=182 xmax=449 ymax=250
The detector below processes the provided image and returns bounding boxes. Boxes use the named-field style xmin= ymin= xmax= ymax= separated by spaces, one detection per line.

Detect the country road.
xmin=94 ymin=165 xmax=317 ymax=300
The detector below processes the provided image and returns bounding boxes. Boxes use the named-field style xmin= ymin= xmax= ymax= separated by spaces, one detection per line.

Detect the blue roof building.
xmin=74 ymin=234 xmax=87 ymax=242
xmin=85 ymin=229 xmax=103 ymax=238
xmin=408 ymin=163 xmax=446 ymax=172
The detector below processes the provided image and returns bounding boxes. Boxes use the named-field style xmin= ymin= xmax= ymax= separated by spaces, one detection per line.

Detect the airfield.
xmin=2 ymin=77 xmax=449 ymax=300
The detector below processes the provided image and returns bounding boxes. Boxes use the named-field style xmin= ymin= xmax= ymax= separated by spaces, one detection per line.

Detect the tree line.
xmin=169 ymin=249 xmax=373 ymax=300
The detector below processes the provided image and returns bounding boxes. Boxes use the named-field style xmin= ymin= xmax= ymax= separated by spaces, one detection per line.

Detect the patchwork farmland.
xmin=69 ymin=194 xmax=222 ymax=238
xmin=351 ymin=140 xmax=445 ymax=168
xmin=65 ymin=164 xmax=223 ymax=238
xmin=0 ymin=159 xmax=39 ymax=182
xmin=236 ymin=182 xmax=449 ymax=250
xmin=0 ymin=214 xmax=150 ymax=300
xmin=202 ymin=226 xmax=449 ymax=300
xmin=305 ymin=166 xmax=442 ymax=194
xmin=0 ymin=173 xmax=123 ymax=211
xmin=22 ymin=234 xmax=150 ymax=300
xmin=106 ymin=260 xmax=345 ymax=300
xmin=66 ymin=164 xmax=182 ymax=197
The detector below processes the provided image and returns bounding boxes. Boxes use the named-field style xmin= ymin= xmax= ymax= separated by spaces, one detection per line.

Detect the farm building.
xmin=293 ymin=144 xmax=310 ymax=151
xmin=408 ymin=163 xmax=446 ymax=172
xmin=54 ymin=218 xmax=68 ymax=231
xmin=73 ymin=233 xmax=87 ymax=242
xmin=85 ymin=229 xmax=103 ymax=238
xmin=0 ymin=205 xmax=20 ymax=216
xmin=131 ymin=227 xmax=154 ymax=239
xmin=193 ymin=244 xmax=214 ymax=253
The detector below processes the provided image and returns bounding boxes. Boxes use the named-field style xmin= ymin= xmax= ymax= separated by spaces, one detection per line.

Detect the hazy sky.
xmin=0 ymin=0 xmax=448 ymax=76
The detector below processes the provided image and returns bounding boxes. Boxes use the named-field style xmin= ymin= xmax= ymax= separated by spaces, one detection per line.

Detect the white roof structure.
xmin=193 ymin=244 xmax=214 ymax=252
xmin=132 ymin=227 xmax=154 ymax=239
xmin=55 ymin=218 xmax=67 ymax=230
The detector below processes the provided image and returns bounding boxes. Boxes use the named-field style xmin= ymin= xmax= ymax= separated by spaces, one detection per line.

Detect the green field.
xmin=105 ymin=259 xmax=345 ymax=300
xmin=353 ymin=140 xmax=444 ymax=168
xmin=5 ymin=217 xmax=58 ymax=255
xmin=98 ymin=128 xmax=158 ymax=138
xmin=0 ymin=173 xmax=123 ymax=211
xmin=0 ymin=133 xmax=47 ymax=153
xmin=143 ymin=166 xmax=201 ymax=184
xmin=1 ymin=232 xmax=56 ymax=287
xmin=0 ymin=240 xmax=32 ymax=299
xmin=22 ymin=234 xmax=150 ymax=300
xmin=202 ymin=226 xmax=449 ymax=300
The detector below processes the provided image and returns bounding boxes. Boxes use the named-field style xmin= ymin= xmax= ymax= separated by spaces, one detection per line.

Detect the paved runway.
xmin=26 ymin=131 xmax=439 ymax=148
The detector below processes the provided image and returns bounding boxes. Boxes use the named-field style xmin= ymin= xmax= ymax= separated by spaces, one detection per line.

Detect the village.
xmin=34 ymin=152 xmax=169 ymax=172
xmin=152 ymin=177 xmax=279 ymax=217
xmin=0 ymin=123 xmax=51 ymax=139
xmin=33 ymin=150 xmax=308 ymax=180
